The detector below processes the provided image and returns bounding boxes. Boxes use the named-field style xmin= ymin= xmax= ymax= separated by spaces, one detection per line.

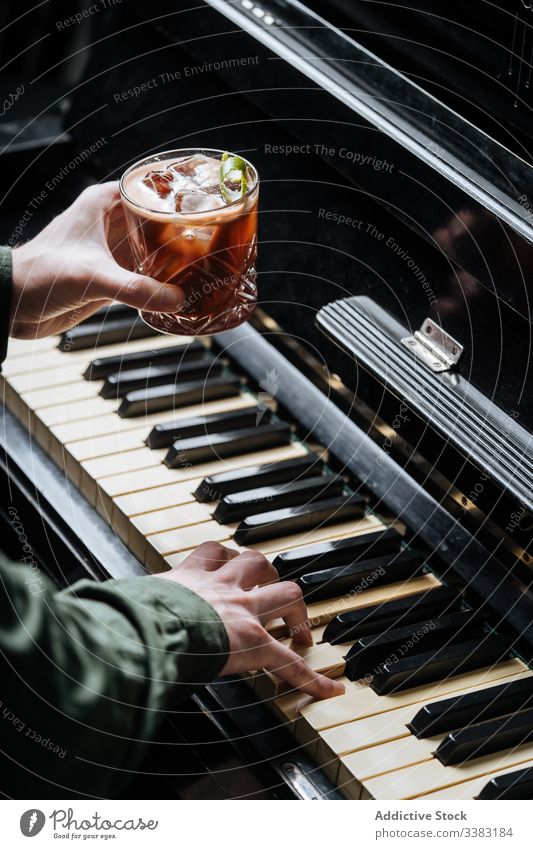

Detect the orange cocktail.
xmin=120 ymin=148 xmax=258 ymax=335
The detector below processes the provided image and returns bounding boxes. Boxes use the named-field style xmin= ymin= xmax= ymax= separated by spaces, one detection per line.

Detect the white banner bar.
xmin=1 ymin=799 xmax=531 ymax=848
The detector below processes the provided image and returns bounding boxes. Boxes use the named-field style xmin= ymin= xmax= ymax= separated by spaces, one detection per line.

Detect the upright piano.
xmin=1 ymin=0 xmax=532 ymax=799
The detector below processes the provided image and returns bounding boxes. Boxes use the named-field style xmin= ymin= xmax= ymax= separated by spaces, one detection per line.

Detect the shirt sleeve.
xmin=0 ymin=556 xmax=229 ymax=798
xmin=0 ymin=246 xmax=12 ymax=366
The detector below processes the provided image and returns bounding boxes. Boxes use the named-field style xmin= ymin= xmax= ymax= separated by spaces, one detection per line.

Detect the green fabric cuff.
xmin=62 ymin=575 xmax=230 ymax=705
xmin=145 ymin=578 xmax=230 ymax=686
xmin=0 ymin=246 xmax=12 ymax=367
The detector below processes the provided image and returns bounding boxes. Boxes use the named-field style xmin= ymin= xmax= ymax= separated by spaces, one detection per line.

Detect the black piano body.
xmin=0 ymin=0 xmax=532 ymax=799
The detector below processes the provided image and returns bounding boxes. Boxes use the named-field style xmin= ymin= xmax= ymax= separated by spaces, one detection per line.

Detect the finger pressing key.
xmin=262 ymin=637 xmax=346 ymax=699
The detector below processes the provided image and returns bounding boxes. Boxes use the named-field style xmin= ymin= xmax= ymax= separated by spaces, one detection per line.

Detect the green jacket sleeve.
xmin=0 ymin=555 xmax=229 ymax=798
xmin=0 ymin=245 xmax=12 ymax=365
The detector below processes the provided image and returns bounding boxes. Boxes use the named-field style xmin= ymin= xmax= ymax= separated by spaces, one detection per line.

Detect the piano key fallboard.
xmin=2 ymin=307 xmax=531 ymax=801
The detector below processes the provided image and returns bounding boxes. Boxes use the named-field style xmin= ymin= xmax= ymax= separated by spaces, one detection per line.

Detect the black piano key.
xmin=296 ymin=549 xmax=426 ymax=602
xmin=118 ymin=376 xmax=242 ymax=418
xmin=78 ymin=304 xmax=136 ymax=328
xmin=193 ymin=453 xmax=322 ymax=502
xmin=409 ymin=676 xmax=533 ymax=739
xmin=78 ymin=304 xmax=135 ymax=328
xmin=371 ymin=633 xmax=509 ymax=696
xmin=84 ymin=341 xmax=204 ymax=380
xmin=435 ymin=707 xmax=533 ymax=766
xmin=147 ymin=407 xmax=269 ymax=449
xmin=345 ymin=610 xmax=486 ymax=681
xmin=58 ymin=316 xmax=159 ymax=352
xmin=233 ymin=493 xmax=366 ymax=546
xmin=323 ymin=585 xmax=459 ymax=645
xmin=93 ymin=303 xmax=136 ymax=321
xmin=99 ymin=356 xmax=221 ymax=398
xmin=164 ymin=423 xmax=293 ymax=468
xmin=213 ymin=474 xmax=347 ymax=524
xmin=273 ymin=527 xmax=403 ymax=579
xmin=478 ymin=766 xmax=533 ymax=799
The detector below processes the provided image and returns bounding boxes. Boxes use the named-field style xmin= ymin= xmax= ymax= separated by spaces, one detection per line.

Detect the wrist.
xmin=11 ymin=241 xmax=32 ymax=296
xmin=0 ymin=246 xmax=13 ymax=364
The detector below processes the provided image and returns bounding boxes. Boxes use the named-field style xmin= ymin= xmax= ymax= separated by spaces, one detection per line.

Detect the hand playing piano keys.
xmin=154 ymin=541 xmax=344 ymax=700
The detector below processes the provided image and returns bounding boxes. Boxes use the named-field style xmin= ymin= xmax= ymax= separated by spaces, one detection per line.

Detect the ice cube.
xmin=176 ymin=191 xmax=225 ymax=214
xmin=142 ymin=169 xmax=173 ymax=198
xmin=171 ymin=172 xmax=199 ymax=194
xmin=169 ymin=156 xmax=204 ymax=177
xmin=194 ymin=159 xmax=221 ymax=192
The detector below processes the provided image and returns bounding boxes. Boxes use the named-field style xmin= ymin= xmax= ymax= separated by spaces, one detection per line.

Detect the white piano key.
xmin=155 ymin=515 xmax=383 ymax=581
xmin=296 ymin=659 xmax=528 ymax=747
xmin=3 ymin=333 xmax=187 ymax=376
xmin=67 ymin=422 xmax=170 ymax=461
xmin=59 ymin=396 xmax=256 ymax=455
xmin=51 ymin=412 xmax=158 ymax=443
xmin=126 ymin=503 xmax=219 ymax=558
xmin=60 ymin=397 xmax=256 ymax=499
xmin=251 ymin=515 xmax=383 ymax=558
xmin=113 ymin=477 xmax=205 ymax=518
xmin=130 ymin=501 xmax=214 ymax=537
xmin=156 ymin=510 xmax=368 ymax=568
xmin=36 ymin=395 xmax=118 ymax=427
xmin=81 ymin=447 xmax=166 ymax=481
xmin=8 ymin=363 xmax=87 ymax=393
xmin=363 ymin=740 xmax=533 ymax=800
xmin=267 ymin=572 xmax=440 ymax=639
xmin=6 ymin=335 xmax=59 ymax=356
xmin=147 ymin=522 xmax=233 ymax=558
xmin=97 ymin=443 xmax=307 ymax=501
xmin=418 ymin=757 xmax=533 ymax=799
xmin=22 ymin=380 xmax=103 ymax=409
xmin=272 ymin=686 xmax=327 ymax=726
xmin=316 ymin=668 xmax=533 ymax=776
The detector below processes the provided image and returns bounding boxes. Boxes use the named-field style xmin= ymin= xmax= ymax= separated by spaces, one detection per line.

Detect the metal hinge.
xmin=401 ymin=318 xmax=463 ymax=373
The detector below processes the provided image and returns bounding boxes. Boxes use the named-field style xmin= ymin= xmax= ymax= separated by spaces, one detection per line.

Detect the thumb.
xmin=93 ymin=262 xmax=185 ymax=313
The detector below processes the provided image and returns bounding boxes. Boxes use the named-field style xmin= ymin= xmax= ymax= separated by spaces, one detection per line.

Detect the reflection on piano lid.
xmin=302 ymin=0 xmax=533 ymax=161
xmin=184 ymin=0 xmax=533 ymax=317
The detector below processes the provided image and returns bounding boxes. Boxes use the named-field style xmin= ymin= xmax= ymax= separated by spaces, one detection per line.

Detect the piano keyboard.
xmin=3 ymin=307 xmax=532 ymax=801
xmin=1 ymin=311 xmax=383 ymax=572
